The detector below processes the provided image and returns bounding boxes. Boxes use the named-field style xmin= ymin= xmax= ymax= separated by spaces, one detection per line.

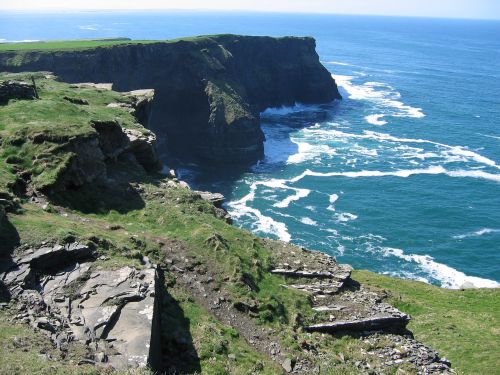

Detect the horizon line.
xmin=1 ymin=8 xmax=500 ymax=21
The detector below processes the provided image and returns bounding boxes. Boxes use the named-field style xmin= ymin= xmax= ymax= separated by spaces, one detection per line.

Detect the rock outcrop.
xmin=0 ymin=241 xmax=162 ymax=370
xmin=0 ymin=35 xmax=341 ymax=163
xmin=0 ymin=80 xmax=37 ymax=105
xmin=266 ymin=242 xmax=453 ymax=374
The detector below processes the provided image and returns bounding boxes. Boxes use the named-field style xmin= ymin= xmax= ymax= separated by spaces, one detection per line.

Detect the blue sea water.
xmin=1 ymin=12 xmax=499 ymax=288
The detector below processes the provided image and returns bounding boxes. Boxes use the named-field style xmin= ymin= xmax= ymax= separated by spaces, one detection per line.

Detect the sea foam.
xmin=332 ymin=74 xmax=425 ymax=119
xmin=453 ymin=228 xmax=500 ymax=239
xmin=381 ymin=247 xmax=500 ymax=289
xmin=365 ymin=114 xmax=388 ymax=126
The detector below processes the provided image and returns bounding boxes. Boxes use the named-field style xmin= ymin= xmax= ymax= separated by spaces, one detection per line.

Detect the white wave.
xmin=325 ymin=228 xmax=339 ymax=236
xmin=351 ymin=144 xmax=379 ymax=157
xmin=383 ymin=270 xmax=429 ymax=284
xmin=273 ymin=187 xmax=310 ymax=208
xmin=329 ymin=194 xmax=339 ymax=203
xmin=327 ymin=193 xmax=339 ymax=212
xmin=286 ymin=139 xmax=336 ymax=164
xmin=316 ymin=128 xmax=499 ymax=170
xmin=326 ymin=61 xmax=351 ymax=66
xmin=332 ymin=74 xmax=425 ymax=119
xmin=261 ymin=103 xmax=320 ymax=116
xmin=227 ymin=176 xmax=312 ymax=241
xmin=365 ymin=114 xmax=388 ymax=126
xmin=334 ymin=212 xmax=358 ymax=222
xmin=228 ymin=188 xmax=291 ymax=242
xmin=300 ymin=217 xmax=317 ymax=226
xmin=453 ymin=228 xmax=500 ymax=239
xmin=337 ymin=245 xmax=346 ymax=256
xmin=382 ymin=247 xmax=500 ymax=289
xmin=288 ymin=165 xmax=500 ymax=183
xmin=478 ymin=133 xmax=500 ymax=140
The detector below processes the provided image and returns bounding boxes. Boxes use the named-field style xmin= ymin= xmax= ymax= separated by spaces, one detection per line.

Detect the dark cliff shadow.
xmin=51 ymin=181 xmax=146 ymax=215
xmin=0 ymin=214 xmax=20 ymax=302
xmin=0 ymin=214 xmax=20 ymax=257
xmin=160 ymin=287 xmax=201 ymax=374
xmin=48 ymin=159 xmax=154 ymax=214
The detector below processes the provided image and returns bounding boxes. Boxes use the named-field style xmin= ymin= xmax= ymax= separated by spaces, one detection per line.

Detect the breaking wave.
xmin=381 ymin=247 xmax=500 ymax=289
xmin=332 ymin=74 xmax=425 ymax=119
xmin=453 ymin=228 xmax=500 ymax=239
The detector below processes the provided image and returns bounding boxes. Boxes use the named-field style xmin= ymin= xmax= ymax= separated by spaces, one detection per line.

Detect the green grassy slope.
xmin=354 ymin=270 xmax=500 ymax=375
xmin=1 ymin=73 xmax=498 ymax=375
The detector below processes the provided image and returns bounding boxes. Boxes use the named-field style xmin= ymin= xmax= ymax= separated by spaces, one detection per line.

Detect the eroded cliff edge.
xmin=0 ymin=35 xmax=341 ymax=163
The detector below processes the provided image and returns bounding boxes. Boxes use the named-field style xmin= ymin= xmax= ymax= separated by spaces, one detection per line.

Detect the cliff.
xmin=0 ymin=35 xmax=341 ymax=163
xmin=0 ymin=73 xmax=473 ymax=374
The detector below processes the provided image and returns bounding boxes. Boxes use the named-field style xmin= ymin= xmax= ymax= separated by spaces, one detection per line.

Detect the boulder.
xmin=197 ymin=191 xmax=225 ymax=208
xmin=91 ymin=120 xmax=130 ymax=160
xmin=122 ymin=89 xmax=155 ymax=128
xmin=124 ymin=128 xmax=161 ymax=171
xmin=0 ymin=80 xmax=37 ymax=105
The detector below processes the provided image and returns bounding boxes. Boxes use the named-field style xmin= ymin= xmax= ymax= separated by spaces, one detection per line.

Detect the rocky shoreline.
xmin=0 ymin=54 xmax=457 ymax=373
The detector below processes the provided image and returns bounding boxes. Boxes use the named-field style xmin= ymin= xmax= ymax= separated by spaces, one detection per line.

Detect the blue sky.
xmin=1 ymin=0 xmax=500 ymax=20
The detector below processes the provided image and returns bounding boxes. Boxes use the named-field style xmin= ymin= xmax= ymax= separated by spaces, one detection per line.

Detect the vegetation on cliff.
xmin=0 ymin=35 xmax=340 ymax=164
xmin=0 ymin=74 xmax=497 ymax=375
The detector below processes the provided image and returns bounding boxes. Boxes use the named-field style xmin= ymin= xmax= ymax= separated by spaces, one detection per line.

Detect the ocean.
xmin=1 ymin=11 xmax=499 ymax=288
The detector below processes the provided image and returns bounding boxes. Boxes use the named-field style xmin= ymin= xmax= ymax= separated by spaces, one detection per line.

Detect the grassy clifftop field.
xmin=0 ymin=73 xmax=498 ymax=375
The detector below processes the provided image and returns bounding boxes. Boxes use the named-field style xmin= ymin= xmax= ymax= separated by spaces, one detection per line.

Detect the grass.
xmin=2 ymin=72 xmax=499 ymax=374
xmin=0 ymin=72 xmax=144 ymax=191
xmin=0 ymin=35 xmax=308 ymax=52
xmin=354 ymin=270 xmax=500 ymax=375
xmin=0 ymin=39 xmax=157 ymax=52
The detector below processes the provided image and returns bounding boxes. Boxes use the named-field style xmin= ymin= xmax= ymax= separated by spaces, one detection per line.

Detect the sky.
xmin=1 ymin=0 xmax=500 ymax=20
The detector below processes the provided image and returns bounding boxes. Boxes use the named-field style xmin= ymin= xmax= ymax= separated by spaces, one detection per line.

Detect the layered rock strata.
xmin=0 ymin=242 xmax=162 ymax=370
xmin=0 ymin=35 xmax=341 ymax=163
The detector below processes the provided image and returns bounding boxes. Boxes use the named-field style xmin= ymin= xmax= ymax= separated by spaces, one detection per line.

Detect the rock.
xmin=19 ymin=242 xmax=95 ymax=271
xmin=196 ymin=191 xmax=225 ymax=208
xmin=0 ymin=80 xmax=37 ymax=105
xmin=2 ymin=258 xmax=162 ymax=371
xmin=122 ymin=89 xmax=155 ymax=128
xmin=304 ymin=313 xmax=410 ymax=334
xmin=95 ymin=352 xmax=108 ymax=363
xmin=228 ymin=353 xmax=236 ymax=360
xmin=123 ymin=128 xmax=161 ymax=171
xmin=282 ymin=358 xmax=294 ymax=373
xmin=1 ymin=36 xmax=340 ymax=164
xmin=70 ymin=83 xmax=113 ymax=90
xmin=91 ymin=120 xmax=130 ymax=160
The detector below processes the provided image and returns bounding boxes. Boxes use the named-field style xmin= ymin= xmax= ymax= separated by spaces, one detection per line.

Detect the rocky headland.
xmin=0 ymin=35 xmax=340 ymax=164
xmin=0 ymin=36 xmax=496 ymax=375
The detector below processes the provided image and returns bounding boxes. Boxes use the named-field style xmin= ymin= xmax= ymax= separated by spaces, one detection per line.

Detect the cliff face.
xmin=0 ymin=35 xmax=340 ymax=163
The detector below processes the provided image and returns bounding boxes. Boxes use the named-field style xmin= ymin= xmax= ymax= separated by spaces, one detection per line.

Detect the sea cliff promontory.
xmin=0 ymin=35 xmax=341 ymax=163
xmin=0 ymin=37 xmax=497 ymax=375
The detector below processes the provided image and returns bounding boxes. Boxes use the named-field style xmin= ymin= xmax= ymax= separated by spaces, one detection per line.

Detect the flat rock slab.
xmin=2 ymin=250 xmax=161 ymax=371
xmin=283 ymin=280 xmax=344 ymax=295
xmin=196 ymin=191 xmax=225 ymax=208
xmin=43 ymin=265 xmax=161 ymax=369
xmin=305 ymin=313 xmax=410 ymax=333
xmin=70 ymin=82 xmax=113 ymax=90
